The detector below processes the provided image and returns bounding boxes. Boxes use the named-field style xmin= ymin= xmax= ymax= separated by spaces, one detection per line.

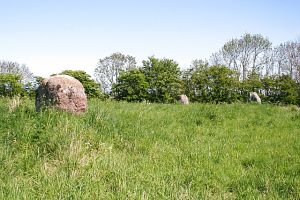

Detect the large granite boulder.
xmin=35 ymin=75 xmax=87 ymax=113
xmin=249 ymin=92 xmax=261 ymax=104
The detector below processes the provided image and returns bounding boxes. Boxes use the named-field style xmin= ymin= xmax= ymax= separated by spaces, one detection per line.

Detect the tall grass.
xmin=0 ymin=99 xmax=299 ymax=199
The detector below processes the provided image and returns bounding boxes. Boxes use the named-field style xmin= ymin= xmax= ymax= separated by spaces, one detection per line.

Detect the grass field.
xmin=0 ymin=98 xmax=299 ymax=199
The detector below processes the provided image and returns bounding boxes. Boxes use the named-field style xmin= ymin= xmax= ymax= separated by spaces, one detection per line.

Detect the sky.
xmin=1 ymin=0 xmax=300 ymax=78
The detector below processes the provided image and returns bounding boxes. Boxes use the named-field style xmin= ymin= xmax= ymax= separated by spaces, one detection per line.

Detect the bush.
xmin=112 ymin=69 xmax=149 ymax=102
xmin=142 ymin=57 xmax=182 ymax=103
xmin=188 ymin=66 xmax=240 ymax=103
xmin=271 ymin=75 xmax=298 ymax=105
xmin=0 ymin=73 xmax=23 ymax=97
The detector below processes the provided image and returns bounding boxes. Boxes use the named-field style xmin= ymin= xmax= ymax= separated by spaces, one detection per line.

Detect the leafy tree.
xmin=182 ymin=68 xmax=196 ymax=101
xmin=0 ymin=61 xmax=34 ymax=84
xmin=94 ymin=53 xmax=137 ymax=93
xmin=142 ymin=57 xmax=182 ymax=103
xmin=182 ymin=60 xmax=209 ymax=101
xmin=211 ymin=33 xmax=271 ymax=81
xmin=191 ymin=66 xmax=239 ymax=103
xmin=245 ymin=71 xmax=263 ymax=92
xmin=60 ymin=70 xmax=103 ymax=99
xmin=261 ymin=75 xmax=298 ymax=104
xmin=240 ymin=71 xmax=264 ymax=101
xmin=261 ymin=75 xmax=276 ymax=102
xmin=0 ymin=73 xmax=23 ymax=97
xmin=272 ymin=75 xmax=298 ymax=105
xmin=112 ymin=69 xmax=149 ymax=102
xmin=273 ymin=41 xmax=300 ymax=80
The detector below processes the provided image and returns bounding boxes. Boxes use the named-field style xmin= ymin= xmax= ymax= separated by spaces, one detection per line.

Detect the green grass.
xmin=0 ymin=98 xmax=299 ymax=199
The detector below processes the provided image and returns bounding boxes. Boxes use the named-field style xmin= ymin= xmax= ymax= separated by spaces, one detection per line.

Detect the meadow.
xmin=0 ymin=99 xmax=299 ymax=199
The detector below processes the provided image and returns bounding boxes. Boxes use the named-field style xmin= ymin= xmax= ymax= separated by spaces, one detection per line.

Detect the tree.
xmin=273 ymin=41 xmax=300 ymax=81
xmin=191 ymin=66 xmax=239 ymax=103
xmin=240 ymin=71 xmax=264 ymax=102
xmin=249 ymin=34 xmax=272 ymax=73
xmin=112 ymin=69 xmax=149 ymax=102
xmin=220 ymin=38 xmax=240 ymax=72
xmin=211 ymin=33 xmax=271 ymax=81
xmin=0 ymin=61 xmax=34 ymax=84
xmin=94 ymin=53 xmax=137 ymax=93
xmin=60 ymin=70 xmax=103 ymax=99
xmin=271 ymin=75 xmax=298 ymax=104
xmin=182 ymin=59 xmax=209 ymax=101
xmin=0 ymin=73 xmax=23 ymax=97
xmin=261 ymin=75 xmax=276 ymax=101
xmin=142 ymin=57 xmax=182 ymax=103
xmin=261 ymin=48 xmax=276 ymax=77
xmin=238 ymin=34 xmax=271 ymax=80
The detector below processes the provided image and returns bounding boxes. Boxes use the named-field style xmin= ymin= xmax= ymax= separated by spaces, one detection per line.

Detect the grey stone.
xmin=178 ymin=94 xmax=189 ymax=105
xmin=249 ymin=92 xmax=261 ymax=104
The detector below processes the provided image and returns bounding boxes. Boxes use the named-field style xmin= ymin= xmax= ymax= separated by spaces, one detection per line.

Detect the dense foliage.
xmin=141 ymin=57 xmax=182 ymax=103
xmin=107 ymin=33 xmax=300 ymax=105
xmin=112 ymin=69 xmax=148 ymax=102
xmin=187 ymin=65 xmax=240 ymax=103
xmin=181 ymin=66 xmax=300 ymax=105
xmin=1 ymin=33 xmax=300 ymax=105
xmin=111 ymin=63 xmax=300 ymax=105
xmin=0 ymin=61 xmax=34 ymax=84
xmin=0 ymin=61 xmax=36 ymax=97
xmin=261 ymin=75 xmax=299 ymax=105
xmin=0 ymin=73 xmax=23 ymax=97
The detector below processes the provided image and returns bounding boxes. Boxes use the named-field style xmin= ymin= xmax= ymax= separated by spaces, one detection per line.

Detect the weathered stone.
xmin=249 ymin=92 xmax=261 ymax=104
xmin=35 ymin=75 xmax=87 ymax=113
xmin=178 ymin=94 xmax=189 ymax=105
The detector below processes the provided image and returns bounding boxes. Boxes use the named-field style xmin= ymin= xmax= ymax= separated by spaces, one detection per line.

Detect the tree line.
xmin=1 ymin=33 xmax=300 ymax=105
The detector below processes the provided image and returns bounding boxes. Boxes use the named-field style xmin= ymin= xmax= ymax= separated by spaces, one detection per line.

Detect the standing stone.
xmin=35 ymin=75 xmax=87 ymax=113
xmin=249 ymin=92 xmax=261 ymax=104
xmin=178 ymin=94 xmax=189 ymax=105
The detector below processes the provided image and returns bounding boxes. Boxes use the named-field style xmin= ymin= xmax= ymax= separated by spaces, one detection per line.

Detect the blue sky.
xmin=1 ymin=0 xmax=300 ymax=77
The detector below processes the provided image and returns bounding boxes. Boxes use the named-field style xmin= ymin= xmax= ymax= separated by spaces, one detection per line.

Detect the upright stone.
xmin=249 ymin=92 xmax=261 ymax=104
xmin=35 ymin=75 xmax=87 ymax=113
xmin=178 ymin=94 xmax=189 ymax=105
